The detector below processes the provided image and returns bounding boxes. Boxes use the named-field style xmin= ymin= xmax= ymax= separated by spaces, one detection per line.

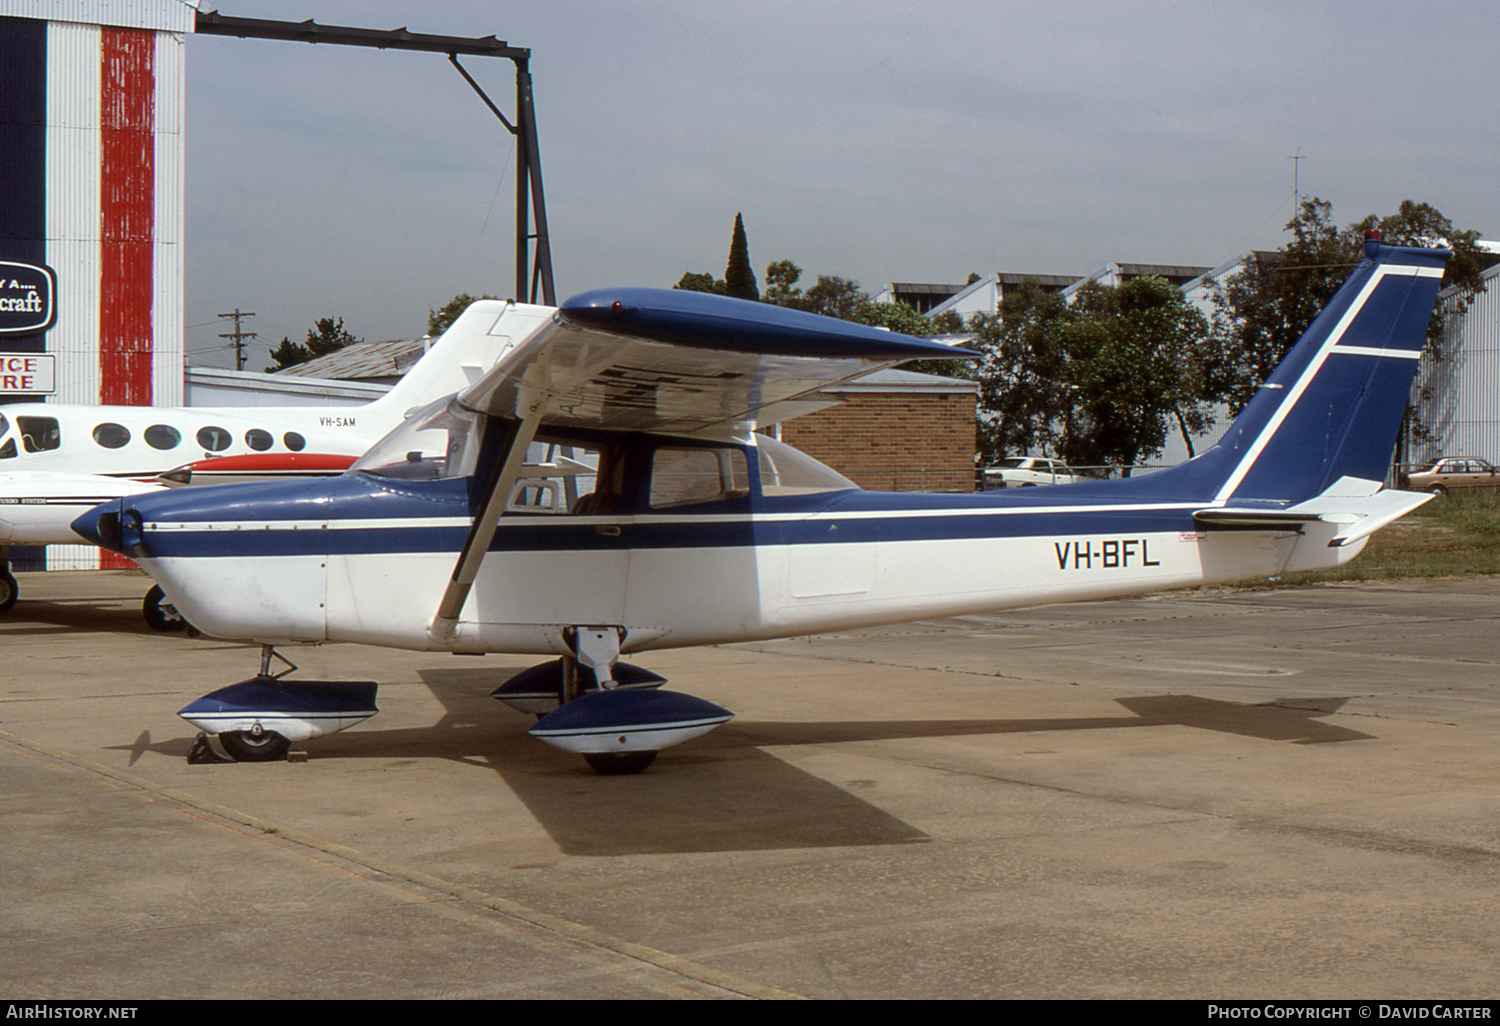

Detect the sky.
xmin=184 ymin=0 xmax=1500 ymax=368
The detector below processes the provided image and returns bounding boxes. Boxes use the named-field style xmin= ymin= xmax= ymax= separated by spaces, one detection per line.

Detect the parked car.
xmin=983 ymin=456 xmax=1079 ymax=488
xmin=1402 ymin=456 xmax=1500 ymax=495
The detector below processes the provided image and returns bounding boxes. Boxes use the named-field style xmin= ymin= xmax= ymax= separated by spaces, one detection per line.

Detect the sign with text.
xmin=0 ymin=354 xmax=55 ymax=393
xmin=0 ymin=261 xmax=57 ymax=335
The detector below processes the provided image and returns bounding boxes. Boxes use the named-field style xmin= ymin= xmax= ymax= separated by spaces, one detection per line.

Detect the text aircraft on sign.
xmin=0 ymin=304 xmax=536 ymax=614
xmin=76 ymin=235 xmax=1447 ymax=772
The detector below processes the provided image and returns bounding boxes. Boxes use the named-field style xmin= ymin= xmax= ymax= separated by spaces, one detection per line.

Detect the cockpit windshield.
xmin=350 ymin=396 xmax=483 ymax=481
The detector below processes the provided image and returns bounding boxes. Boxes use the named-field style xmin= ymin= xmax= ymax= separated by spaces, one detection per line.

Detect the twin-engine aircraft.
xmin=76 ymin=235 xmax=1449 ymax=772
xmin=0 ymin=309 xmax=523 ymax=615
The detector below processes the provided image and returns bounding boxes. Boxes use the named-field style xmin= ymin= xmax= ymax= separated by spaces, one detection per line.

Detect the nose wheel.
xmin=178 ymin=646 xmax=380 ymax=763
xmin=217 ymin=725 xmax=292 ymax=762
xmin=584 ymin=751 xmax=659 ymax=776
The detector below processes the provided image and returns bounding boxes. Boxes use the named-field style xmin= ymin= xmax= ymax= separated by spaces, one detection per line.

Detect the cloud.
xmin=184 ymin=0 xmax=1500 ymax=366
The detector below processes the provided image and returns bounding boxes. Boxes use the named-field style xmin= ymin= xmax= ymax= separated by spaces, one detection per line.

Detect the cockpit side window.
xmin=17 ymin=416 xmax=60 ymax=453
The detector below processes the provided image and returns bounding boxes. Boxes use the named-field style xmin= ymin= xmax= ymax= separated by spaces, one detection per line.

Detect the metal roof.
xmin=275 ymin=339 xmax=430 ymax=381
xmin=3 ymin=1 xmax=202 ymax=32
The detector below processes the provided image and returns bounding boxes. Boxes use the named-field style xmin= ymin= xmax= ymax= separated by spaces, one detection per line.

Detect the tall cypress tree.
xmin=723 ymin=213 xmax=759 ymax=301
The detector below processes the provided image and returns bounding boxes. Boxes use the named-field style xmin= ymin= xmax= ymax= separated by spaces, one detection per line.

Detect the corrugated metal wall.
xmin=1412 ymin=264 xmax=1500 ymax=468
xmin=10 ymin=4 xmax=190 ymax=570
xmin=45 ymin=19 xmax=103 ymax=408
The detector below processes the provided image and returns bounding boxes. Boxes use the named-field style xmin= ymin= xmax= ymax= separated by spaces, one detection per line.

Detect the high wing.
xmin=430 ymin=287 xmax=973 ymax=638
xmin=455 ymin=287 xmax=967 ymax=433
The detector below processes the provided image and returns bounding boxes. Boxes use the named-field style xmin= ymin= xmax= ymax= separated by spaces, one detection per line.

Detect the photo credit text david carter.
xmin=1209 ymin=1007 xmax=1493 ymax=1020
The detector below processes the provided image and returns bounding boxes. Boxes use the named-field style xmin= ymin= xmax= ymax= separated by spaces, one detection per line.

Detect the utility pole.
xmin=218 ymin=309 xmax=257 ymax=371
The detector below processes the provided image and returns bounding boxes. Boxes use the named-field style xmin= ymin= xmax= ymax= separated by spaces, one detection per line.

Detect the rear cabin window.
xmin=283 ymin=431 xmax=306 ymax=452
xmin=755 ymin=435 xmax=857 ymax=497
xmin=144 ymin=424 xmax=181 ymax=450
xmin=197 ymin=426 xmax=231 ymax=452
xmin=17 ymin=416 xmax=60 ymax=453
xmin=92 ymin=423 xmax=130 ymax=449
xmin=649 ymin=446 xmax=749 ymax=509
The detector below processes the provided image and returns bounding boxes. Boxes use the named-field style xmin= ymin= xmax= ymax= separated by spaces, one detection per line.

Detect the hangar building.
xmin=0 ymin=0 xmax=192 ymax=409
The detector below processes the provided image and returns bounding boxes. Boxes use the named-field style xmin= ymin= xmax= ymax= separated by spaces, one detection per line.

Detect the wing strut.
xmin=429 ymin=398 xmax=544 ymax=647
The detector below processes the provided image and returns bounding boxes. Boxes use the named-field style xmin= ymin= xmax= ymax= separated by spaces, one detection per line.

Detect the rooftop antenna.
xmin=1287 ymin=150 xmax=1307 ymax=209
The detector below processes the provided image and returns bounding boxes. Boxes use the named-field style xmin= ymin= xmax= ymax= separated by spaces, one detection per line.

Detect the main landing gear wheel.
xmin=0 ymin=566 xmax=16 ymax=615
xmin=584 ymin=751 xmax=658 ymax=776
xmin=217 ymin=727 xmax=291 ymax=763
xmin=142 ymin=585 xmax=187 ymax=632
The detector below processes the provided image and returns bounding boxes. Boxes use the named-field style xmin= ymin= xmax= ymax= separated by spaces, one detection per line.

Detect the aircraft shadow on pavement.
xmin=3 ymin=596 xmax=154 ymax=635
xmin=110 ymin=665 xmax=1375 ymax=857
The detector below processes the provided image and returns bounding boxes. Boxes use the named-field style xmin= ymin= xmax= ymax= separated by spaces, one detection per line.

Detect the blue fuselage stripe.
xmin=135 ymin=505 xmax=1204 ymax=558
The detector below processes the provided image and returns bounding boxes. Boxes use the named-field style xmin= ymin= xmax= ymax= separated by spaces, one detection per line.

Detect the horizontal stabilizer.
xmin=1195 ymin=477 xmax=1433 ymax=547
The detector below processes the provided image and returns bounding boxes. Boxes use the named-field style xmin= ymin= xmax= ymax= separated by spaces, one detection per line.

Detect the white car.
xmin=984 ymin=456 xmax=1079 ymax=488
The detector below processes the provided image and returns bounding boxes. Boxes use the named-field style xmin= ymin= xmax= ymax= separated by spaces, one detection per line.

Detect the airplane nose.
xmin=72 ymin=498 xmax=124 ymax=551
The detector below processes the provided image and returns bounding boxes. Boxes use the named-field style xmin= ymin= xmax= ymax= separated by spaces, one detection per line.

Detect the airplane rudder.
xmin=1216 ymin=237 xmax=1450 ymax=502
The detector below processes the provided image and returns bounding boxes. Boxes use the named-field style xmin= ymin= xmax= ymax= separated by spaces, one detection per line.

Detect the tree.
xmin=673 ymin=214 xmax=760 ymax=298
xmin=673 ymin=271 xmax=725 ymax=294
xmin=763 ymin=259 xmax=804 ymax=307
xmin=428 ymin=293 xmax=498 ymax=337
xmin=971 ymin=279 xmax=1074 ymax=465
xmin=724 ymin=213 xmax=759 ymax=301
xmin=801 ymin=275 xmax=866 ymax=320
xmin=1211 ymin=197 xmax=1487 ymax=413
xmin=972 ymin=276 xmax=1215 ymax=471
xmin=853 ymin=300 xmax=974 ymax=379
xmin=265 ymin=316 xmax=362 ymax=372
xmin=1060 ymin=276 xmax=1215 ymax=469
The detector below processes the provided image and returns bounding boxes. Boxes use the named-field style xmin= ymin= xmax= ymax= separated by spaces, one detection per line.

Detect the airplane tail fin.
xmin=361 ymin=300 xmax=553 ymax=419
xmin=1146 ymin=233 xmax=1450 ymax=506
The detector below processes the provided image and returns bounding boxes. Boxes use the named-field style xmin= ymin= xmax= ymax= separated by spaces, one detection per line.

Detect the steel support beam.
xmin=195 ymin=11 xmax=554 ymax=304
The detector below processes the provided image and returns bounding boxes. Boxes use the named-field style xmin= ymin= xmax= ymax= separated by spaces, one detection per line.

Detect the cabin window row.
xmin=0 ymin=413 xmax=307 ymax=459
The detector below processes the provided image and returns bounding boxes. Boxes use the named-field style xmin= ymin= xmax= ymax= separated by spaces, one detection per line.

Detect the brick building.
xmin=777 ymin=369 xmax=978 ymax=493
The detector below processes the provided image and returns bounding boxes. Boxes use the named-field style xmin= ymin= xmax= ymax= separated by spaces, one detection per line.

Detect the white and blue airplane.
xmin=75 ymin=233 xmax=1448 ymax=772
xmin=0 ymin=303 xmax=533 ymax=617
